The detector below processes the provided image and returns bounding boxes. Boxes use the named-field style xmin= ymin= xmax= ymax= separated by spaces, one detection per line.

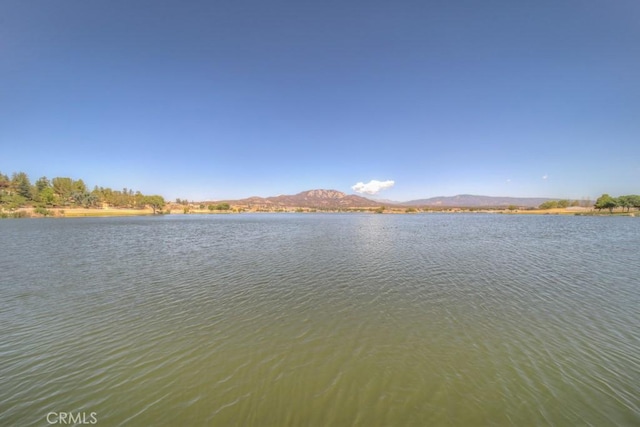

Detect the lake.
xmin=1 ymin=213 xmax=639 ymax=425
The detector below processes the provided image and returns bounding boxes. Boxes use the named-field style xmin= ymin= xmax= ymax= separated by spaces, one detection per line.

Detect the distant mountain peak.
xmin=223 ymin=189 xmax=384 ymax=208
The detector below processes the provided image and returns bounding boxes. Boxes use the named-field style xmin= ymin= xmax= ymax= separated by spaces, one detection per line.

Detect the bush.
xmin=34 ymin=207 xmax=52 ymax=216
xmin=539 ymin=201 xmax=559 ymax=209
xmin=208 ymin=203 xmax=231 ymax=211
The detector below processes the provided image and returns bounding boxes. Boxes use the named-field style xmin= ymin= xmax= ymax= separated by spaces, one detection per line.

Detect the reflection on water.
xmin=1 ymin=214 xmax=639 ymax=425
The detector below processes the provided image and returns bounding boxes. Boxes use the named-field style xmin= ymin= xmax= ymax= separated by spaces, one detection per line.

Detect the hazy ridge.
xmin=218 ymin=190 xmax=555 ymax=209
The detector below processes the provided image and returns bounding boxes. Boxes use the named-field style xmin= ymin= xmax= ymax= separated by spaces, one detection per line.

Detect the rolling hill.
xmin=403 ymin=194 xmax=553 ymax=208
xmin=222 ymin=189 xmax=385 ymax=209
xmin=215 ymin=190 xmax=556 ymax=209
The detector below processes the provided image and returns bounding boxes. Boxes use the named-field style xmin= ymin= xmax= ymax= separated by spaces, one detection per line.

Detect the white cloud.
xmin=542 ymin=174 xmax=548 ymax=180
xmin=351 ymin=179 xmax=395 ymax=195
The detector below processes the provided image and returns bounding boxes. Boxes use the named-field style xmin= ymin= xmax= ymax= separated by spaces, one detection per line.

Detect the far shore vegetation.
xmin=0 ymin=171 xmax=165 ymax=218
xmin=0 ymin=170 xmax=638 ymax=218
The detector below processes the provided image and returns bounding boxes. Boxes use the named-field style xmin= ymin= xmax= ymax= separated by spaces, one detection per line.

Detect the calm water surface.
xmin=1 ymin=214 xmax=639 ymax=425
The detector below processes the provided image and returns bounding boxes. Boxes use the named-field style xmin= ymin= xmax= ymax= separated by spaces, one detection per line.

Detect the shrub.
xmin=539 ymin=201 xmax=559 ymax=209
xmin=34 ymin=207 xmax=52 ymax=216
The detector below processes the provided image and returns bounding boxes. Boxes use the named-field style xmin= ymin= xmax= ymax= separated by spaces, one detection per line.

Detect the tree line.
xmin=593 ymin=194 xmax=640 ymax=213
xmin=538 ymin=194 xmax=640 ymax=213
xmin=0 ymin=171 xmax=165 ymax=213
xmin=538 ymin=199 xmax=582 ymax=209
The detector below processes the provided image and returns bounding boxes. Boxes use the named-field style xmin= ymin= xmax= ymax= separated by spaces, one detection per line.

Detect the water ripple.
xmin=1 ymin=214 xmax=639 ymax=425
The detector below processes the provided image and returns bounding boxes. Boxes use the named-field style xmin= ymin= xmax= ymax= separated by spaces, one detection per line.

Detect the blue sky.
xmin=1 ymin=0 xmax=638 ymax=202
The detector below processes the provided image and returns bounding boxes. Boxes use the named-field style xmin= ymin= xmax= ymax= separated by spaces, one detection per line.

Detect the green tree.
xmin=617 ymin=195 xmax=640 ymax=212
xmin=71 ymin=191 xmax=85 ymax=206
xmin=70 ymin=191 xmax=97 ymax=207
xmin=33 ymin=176 xmax=51 ymax=202
xmin=11 ymin=172 xmax=32 ymax=200
xmin=52 ymin=177 xmax=73 ymax=204
xmin=0 ymin=172 xmax=9 ymax=206
xmin=134 ymin=191 xmax=146 ymax=208
xmin=91 ymin=186 xmax=104 ymax=205
xmin=3 ymin=194 xmax=26 ymax=210
xmin=557 ymin=199 xmax=570 ymax=208
xmin=39 ymin=187 xmax=56 ymax=206
xmin=539 ymin=200 xmax=558 ymax=209
xmin=99 ymin=187 xmax=115 ymax=206
xmin=144 ymin=195 xmax=165 ymax=214
xmin=82 ymin=193 xmax=99 ymax=208
xmin=35 ymin=176 xmax=51 ymax=193
xmin=628 ymin=195 xmax=640 ymax=210
xmin=594 ymin=194 xmax=617 ymax=213
xmin=0 ymin=172 xmax=10 ymax=191
xmin=72 ymin=179 xmax=87 ymax=194
xmin=617 ymin=195 xmax=632 ymax=212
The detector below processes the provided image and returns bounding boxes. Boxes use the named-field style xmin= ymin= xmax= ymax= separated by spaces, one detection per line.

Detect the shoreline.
xmin=2 ymin=206 xmax=636 ymax=219
xmin=2 ymin=207 xmax=155 ymax=218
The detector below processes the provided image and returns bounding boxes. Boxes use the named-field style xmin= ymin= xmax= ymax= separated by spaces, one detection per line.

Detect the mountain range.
xmin=218 ymin=190 xmax=553 ymax=209
xmin=222 ymin=189 xmax=383 ymax=208
xmin=402 ymin=194 xmax=553 ymax=208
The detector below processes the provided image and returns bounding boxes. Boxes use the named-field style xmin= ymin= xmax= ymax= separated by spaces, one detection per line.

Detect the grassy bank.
xmin=2 ymin=206 xmax=637 ymax=218
xmin=0 ymin=207 xmax=156 ymax=218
